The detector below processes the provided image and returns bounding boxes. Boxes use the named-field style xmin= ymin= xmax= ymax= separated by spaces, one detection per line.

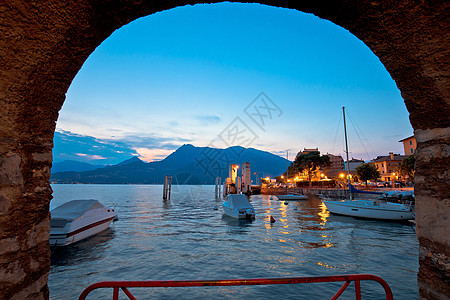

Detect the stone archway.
xmin=0 ymin=1 xmax=448 ymax=299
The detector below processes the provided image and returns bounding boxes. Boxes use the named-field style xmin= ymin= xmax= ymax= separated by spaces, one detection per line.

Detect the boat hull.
xmin=323 ymin=200 xmax=414 ymax=221
xmin=222 ymin=204 xmax=255 ymax=219
xmin=50 ymin=200 xmax=118 ymax=246
xmin=221 ymin=194 xmax=256 ymax=219
xmin=50 ymin=212 xmax=117 ymax=246
xmin=277 ymin=194 xmax=308 ymax=201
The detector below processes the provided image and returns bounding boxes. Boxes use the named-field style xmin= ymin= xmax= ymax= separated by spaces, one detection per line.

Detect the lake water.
xmin=49 ymin=184 xmax=419 ymax=299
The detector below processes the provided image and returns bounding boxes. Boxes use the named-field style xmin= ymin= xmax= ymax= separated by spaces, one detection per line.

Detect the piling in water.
xmin=163 ymin=175 xmax=172 ymax=200
xmin=215 ymin=177 xmax=221 ymax=199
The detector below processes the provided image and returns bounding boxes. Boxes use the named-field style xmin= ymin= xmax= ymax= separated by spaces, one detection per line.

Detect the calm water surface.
xmin=49 ymin=184 xmax=418 ymax=299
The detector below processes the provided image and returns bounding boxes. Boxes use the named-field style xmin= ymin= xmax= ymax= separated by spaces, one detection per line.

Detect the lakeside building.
xmin=399 ymin=135 xmax=416 ymax=155
xmin=294 ymin=171 xmax=319 ymax=182
xmin=332 ymin=158 xmax=364 ymax=181
xmin=324 ymin=153 xmax=344 ymax=178
xmin=301 ymin=148 xmax=319 ymax=154
xmin=291 ymin=149 xmax=365 ymax=183
xmin=372 ymin=152 xmax=408 ymax=181
xmin=345 ymin=158 xmax=365 ymax=172
xmin=294 ymin=148 xmax=319 ymax=160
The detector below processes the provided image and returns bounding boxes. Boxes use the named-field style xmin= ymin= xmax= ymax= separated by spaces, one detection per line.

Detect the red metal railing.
xmin=79 ymin=274 xmax=393 ymax=300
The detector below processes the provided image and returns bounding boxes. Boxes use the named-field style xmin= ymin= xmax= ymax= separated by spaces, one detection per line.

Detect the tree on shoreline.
xmin=399 ymin=155 xmax=416 ymax=183
xmin=356 ymin=162 xmax=380 ymax=187
xmin=289 ymin=151 xmax=331 ymax=187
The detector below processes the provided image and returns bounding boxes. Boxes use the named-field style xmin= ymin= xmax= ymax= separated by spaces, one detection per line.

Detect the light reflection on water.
xmin=49 ymin=184 xmax=418 ymax=299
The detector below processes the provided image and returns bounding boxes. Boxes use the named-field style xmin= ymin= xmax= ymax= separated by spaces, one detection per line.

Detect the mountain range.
xmin=50 ymin=144 xmax=288 ymax=184
xmin=51 ymin=160 xmax=106 ymax=173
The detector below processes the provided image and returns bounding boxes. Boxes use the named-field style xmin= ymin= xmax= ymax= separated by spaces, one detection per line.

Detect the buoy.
xmin=269 ymin=196 xmax=273 ymax=200
xmin=213 ymin=206 xmax=218 ymax=210
xmin=270 ymin=216 xmax=276 ymax=223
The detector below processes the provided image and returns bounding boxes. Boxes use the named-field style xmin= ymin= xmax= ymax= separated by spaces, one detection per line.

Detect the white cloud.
xmin=195 ymin=115 xmax=221 ymax=125
xmin=75 ymin=153 xmax=107 ymax=160
xmin=133 ymin=147 xmax=174 ymax=162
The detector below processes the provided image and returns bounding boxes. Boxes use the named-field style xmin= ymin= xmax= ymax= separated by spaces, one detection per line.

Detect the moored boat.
xmin=277 ymin=194 xmax=308 ymax=201
xmin=50 ymin=199 xmax=117 ymax=246
xmin=322 ymin=199 xmax=414 ymax=220
xmin=222 ymin=194 xmax=255 ymax=219
xmin=321 ymin=107 xmax=415 ymax=221
xmin=379 ymin=190 xmax=414 ymax=202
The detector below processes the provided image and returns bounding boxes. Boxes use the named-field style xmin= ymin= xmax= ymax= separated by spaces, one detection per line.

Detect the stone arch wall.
xmin=0 ymin=1 xmax=448 ymax=299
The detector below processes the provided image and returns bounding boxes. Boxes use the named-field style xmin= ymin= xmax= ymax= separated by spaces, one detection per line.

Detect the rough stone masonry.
xmin=0 ymin=1 xmax=448 ymax=299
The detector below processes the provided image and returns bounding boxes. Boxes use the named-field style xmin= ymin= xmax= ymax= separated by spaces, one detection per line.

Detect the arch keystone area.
xmin=0 ymin=1 xmax=448 ymax=299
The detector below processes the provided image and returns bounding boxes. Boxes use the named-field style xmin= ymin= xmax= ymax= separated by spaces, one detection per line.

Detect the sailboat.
xmin=321 ymin=107 xmax=414 ymax=221
xmin=277 ymin=151 xmax=308 ymax=201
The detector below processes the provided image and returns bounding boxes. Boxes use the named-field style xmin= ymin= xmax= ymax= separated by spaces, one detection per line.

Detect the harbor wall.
xmin=261 ymin=187 xmax=349 ymax=198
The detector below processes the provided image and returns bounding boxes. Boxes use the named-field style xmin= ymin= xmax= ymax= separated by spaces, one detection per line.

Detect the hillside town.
xmin=266 ymin=135 xmax=416 ymax=189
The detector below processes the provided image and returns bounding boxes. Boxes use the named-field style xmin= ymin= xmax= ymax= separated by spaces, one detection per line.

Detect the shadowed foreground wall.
xmin=0 ymin=1 xmax=448 ymax=299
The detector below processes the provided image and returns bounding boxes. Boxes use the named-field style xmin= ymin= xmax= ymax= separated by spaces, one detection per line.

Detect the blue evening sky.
xmin=57 ymin=3 xmax=412 ymax=164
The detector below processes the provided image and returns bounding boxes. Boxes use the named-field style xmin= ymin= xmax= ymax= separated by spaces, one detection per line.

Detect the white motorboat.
xmin=277 ymin=194 xmax=308 ymax=201
xmin=50 ymin=199 xmax=117 ymax=246
xmin=379 ymin=190 xmax=414 ymax=202
xmin=322 ymin=199 xmax=414 ymax=220
xmin=222 ymin=194 xmax=255 ymax=219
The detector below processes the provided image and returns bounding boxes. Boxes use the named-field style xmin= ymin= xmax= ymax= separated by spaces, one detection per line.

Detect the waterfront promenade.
xmin=261 ymin=185 xmax=414 ymax=198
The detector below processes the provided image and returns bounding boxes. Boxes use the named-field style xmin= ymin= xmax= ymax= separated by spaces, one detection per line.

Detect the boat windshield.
xmin=51 ymin=199 xmax=104 ymax=221
xmin=227 ymin=195 xmax=252 ymax=209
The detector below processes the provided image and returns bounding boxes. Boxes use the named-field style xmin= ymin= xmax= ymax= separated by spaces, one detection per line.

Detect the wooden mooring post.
xmin=215 ymin=177 xmax=221 ymax=199
xmin=223 ymin=182 xmax=228 ymax=197
xmin=163 ymin=175 xmax=172 ymax=200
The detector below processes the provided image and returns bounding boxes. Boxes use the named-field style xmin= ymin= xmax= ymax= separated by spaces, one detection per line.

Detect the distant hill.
xmin=50 ymin=144 xmax=288 ymax=184
xmin=115 ymin=156 xmax=144 ymax=166
xmin=51 ymin=160 xmax=106 ymax=173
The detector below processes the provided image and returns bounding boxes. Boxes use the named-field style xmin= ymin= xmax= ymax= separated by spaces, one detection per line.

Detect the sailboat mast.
xmin=342 ymin=107 xmax=352 ymax=200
